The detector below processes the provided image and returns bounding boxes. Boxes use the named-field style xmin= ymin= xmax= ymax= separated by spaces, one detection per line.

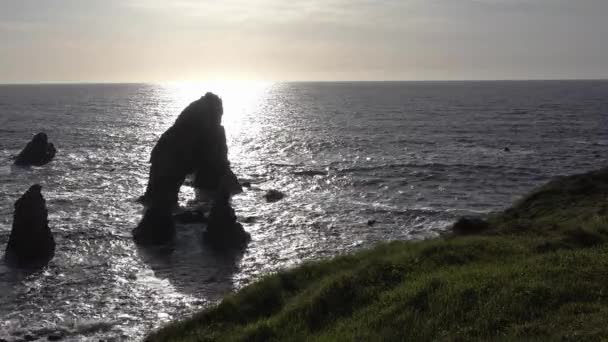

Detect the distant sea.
xmin=0 ymin=81 xmax=607 ymax=341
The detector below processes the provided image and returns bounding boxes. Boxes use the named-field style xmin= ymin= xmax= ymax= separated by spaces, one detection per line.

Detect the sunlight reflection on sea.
xmin=0 ymin=80 xmax=606 ymax=340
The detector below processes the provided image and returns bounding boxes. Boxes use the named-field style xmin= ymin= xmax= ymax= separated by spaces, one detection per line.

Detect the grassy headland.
xmin=147 ymin=168 xmax=608 ymax=341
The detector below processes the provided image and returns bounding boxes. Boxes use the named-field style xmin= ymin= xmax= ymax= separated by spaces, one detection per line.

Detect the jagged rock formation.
xmin=4 ymin=184 xmax=55 ymax=267
xmin=133 ymin=93 xmax=242 ymax=245
xmin=14 ymin=132 xmax=56 ymax=167
xmin=203 ymin=194 xmax=250 ymax=250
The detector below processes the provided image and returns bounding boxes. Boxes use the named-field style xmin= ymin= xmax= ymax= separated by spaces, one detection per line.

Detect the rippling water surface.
xmin=0 ymin=81 xmax=607 ymax=341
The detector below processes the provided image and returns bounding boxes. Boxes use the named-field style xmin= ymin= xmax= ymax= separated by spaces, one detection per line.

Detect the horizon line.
xmin=1 ymin=78 xmax=608 ymax=85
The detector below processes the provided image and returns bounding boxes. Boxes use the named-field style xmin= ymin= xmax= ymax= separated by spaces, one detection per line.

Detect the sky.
xmin=1 ymin=0 xmax=607 ymax=82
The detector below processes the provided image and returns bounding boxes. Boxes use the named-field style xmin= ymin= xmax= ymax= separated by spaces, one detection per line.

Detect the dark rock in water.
xmin=367 ymin=219 xmax=377 ymax=226
xmin=132 ymin=207 xmax=176 ymax=246
xmin=173 ymin=209 xmax=207 ymax=224
xmin=504 ymin=147 xmax=511 ymax=152
xmin=203 ymin=194 xmax=250 ymax=250
xmin=14 ymin=132 xmax=56 ymax=167
xmin=135 ymin=93 xmax=242 ymax=244
xmin=241 ymin=181 xmax=252 ymax=188
xmin=242 ymin=216 xmax=256 ymax=224
xmin=142 ymin=92 xmax=241 ymax=208
xmin=452 ymin=216 xmax=490 ymax=235
xmin=264 ymin=189 xmax=285 ymax=203
xmin=293 ymin=170 xmax=328 ymax=176
xmin=4 ymin=184 xmax=55 ymax=267
xmin=194 ymin=167 xmax=242 ymax=198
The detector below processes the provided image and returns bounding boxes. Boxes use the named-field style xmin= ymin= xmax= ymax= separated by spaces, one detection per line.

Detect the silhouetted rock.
xmin=264 ymin=189 xmax=285 ymax=203
xmin=4 ymin=184 xmax=55 ymax=267
xmin=135 ymin=93 xmax=241 ymax=244
xmin=504 ymin=147 xmax=511 ymax=152
xmin=367 ymin=219 xmax=377 ymax=226
xmin=142 ymin=93 xmax=241 ymax=207
xmin=203 ymin=194 xmax=250 ymax=250
xmin=452 ymin=216 xmax=490 ymax=235
xmin=133 ymin=206 xmax=175 ymax=245
xmin=14 ymin=132 xmax=56 ymax=167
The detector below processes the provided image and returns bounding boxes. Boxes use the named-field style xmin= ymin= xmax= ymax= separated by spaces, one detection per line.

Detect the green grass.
xmin=147 ymin=167 xmax=608 ymax=341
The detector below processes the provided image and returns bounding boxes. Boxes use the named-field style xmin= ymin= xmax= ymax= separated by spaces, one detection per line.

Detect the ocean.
xmin=0 ymin=81 xmax=607 ymax=341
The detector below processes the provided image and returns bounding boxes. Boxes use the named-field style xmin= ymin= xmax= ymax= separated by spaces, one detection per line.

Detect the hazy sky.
xmin=1 ymin=0 xmax=607 ymax=82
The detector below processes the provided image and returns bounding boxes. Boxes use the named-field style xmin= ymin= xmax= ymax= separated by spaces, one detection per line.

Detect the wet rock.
xmin=135 ymin=93 xmax=241 ymax=244
xmin=367 ymin=219 xmax=377 ymax=226
xmin=503 ymin=147 xmax=511 ymax=152
xmin=14 ymin=132 xmax=56 ymax=167
xmin=24 ymin=334 xmax=36 ymax=341
xmin=264 ymin=189 xmax=285 ymax=203
xmin=452 ymin=216 xmax=490 ymax=235
xmin=4 ymin=184 xmax=55 ymax=267
xmin=241 ymin=181 xmax=251 ymax=188
xmin=203 ymin=194 xmax=250 ymax=250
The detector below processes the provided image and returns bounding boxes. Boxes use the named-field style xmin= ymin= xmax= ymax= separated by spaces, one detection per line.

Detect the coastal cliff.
xmin=147 ymin=167 xmax=608 ymax=341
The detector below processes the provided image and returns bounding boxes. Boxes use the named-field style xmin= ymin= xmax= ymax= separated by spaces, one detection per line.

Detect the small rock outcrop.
xmin=14 ymin=132 xmax=56 ymax=167
xmin=264 ymin=189 xmax=285 ymax=203
xmin=452 ymin=216 xmax=490 ymax=235
xmin=203 ymin=194 xmax=250 ymax=250
xmin=134 ymin=93 xmax=241 ymax=245
xmin=4 ymin=184 xmax=55 ymax=267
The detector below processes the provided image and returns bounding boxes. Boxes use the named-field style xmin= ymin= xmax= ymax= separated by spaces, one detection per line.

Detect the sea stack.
xmin=14 ymin=132 xmax=57 ymax=167
xmin=133 ymin=92 xmax=242 ymax=245
xmin=203 ymin=193 xmax=250 ymax=250
xmin=4 ymin=184 xmax=55 ymax=267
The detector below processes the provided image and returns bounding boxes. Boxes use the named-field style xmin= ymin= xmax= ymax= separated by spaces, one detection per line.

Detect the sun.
xmin=161 ymin=80 xmax=273 ymax=132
